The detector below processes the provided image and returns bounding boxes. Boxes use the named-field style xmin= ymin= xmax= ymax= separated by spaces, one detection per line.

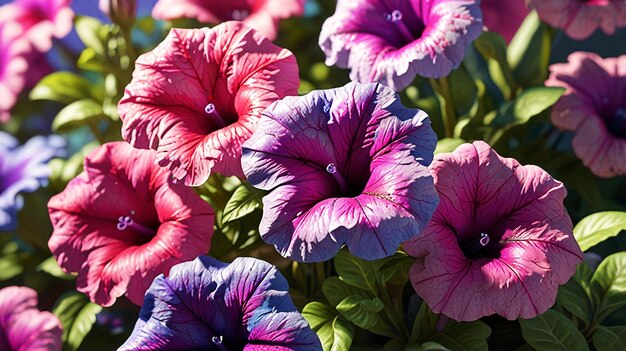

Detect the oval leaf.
xmin=52 ymin=99 xmax=106 ymax=132
xmin=221 ymin=182 xmax=264 ymax=224
xmin=336 ymin=295 xmax=384 ymax=331
xmin=520 ymin=309 xmax=589 ymax=351
xmin=53 ymin=292 xmax=103 ymax=351
xmin=574 ymin=211 xmax=626 ymax=251
xmin=302 ymin=302 xmax=355 ymax=351
xmin=334 ymin=250 xmax=380 ymax=293
xmin=29 ymin=72 xmax=99 ymax=104
xmin=590 ymin=252 xmax=626 ymax=324
xmin=592 ymin=326 xmax=626 ymax=351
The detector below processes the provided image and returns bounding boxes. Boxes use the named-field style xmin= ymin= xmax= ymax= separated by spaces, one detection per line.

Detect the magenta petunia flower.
xmin=0 ymin=0 xmax=74 ymax=52
xmin=151 ymin=0 xmax=305 ymax=40
xmin=529 ymin=0 xmax=626 ymax=40
xmin=119 ymin=22 xmax=299 ymax=186
xmin=241 ymin=82 xmax=439 ymax=262
xmin=546 ymin=52 xmax=626 ymax=178
xmin=48 ymin=142 xmax=215 ymax=307
xmin=0 ymin=286 xmax=63 ymax=351
xmin=0 ymin=21 xmax=28 ymax=122
xmin=482 ymin=0 xmax=528 ymax=43
xmin=318 ymin=0 xmax=483 ymax=91
xmin=404 ymin=141 xmax=583 ymax=322
xmin=119 ymin=255 xmax=321 ymax=350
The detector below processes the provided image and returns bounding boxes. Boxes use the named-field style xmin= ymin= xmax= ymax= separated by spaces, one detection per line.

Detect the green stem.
xmin=430 ymin=77 xmax=457 ymax=138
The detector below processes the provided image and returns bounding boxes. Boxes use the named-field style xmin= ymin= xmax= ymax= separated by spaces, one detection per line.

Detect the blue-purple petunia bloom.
xmin=119 ymin=255 xmax=321 ymax=351
xmin=241 ymin=82 xmax=439 ymax=262
xmin=319 ymin=0 xmax=483 ymax=91
xmin=0 ymin=132 xmax=64 ymax=231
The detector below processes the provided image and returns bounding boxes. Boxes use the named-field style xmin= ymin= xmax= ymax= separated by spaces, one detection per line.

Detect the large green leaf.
xmin=74 ymin=16 xmax=106 ymax=55
xmin=377 ymin=252 xmax=413 ymax=285
xmin=519 ymin=310 xmax=589 ymax=351
xmin=573 ymin=211 xmax=626 ymax=251
xmin=322 ymin=277 xmax=374 ymax=307
xmin=37 ymin=256 xmax=75 ymax=280
xmin=434 ymin=138 xmax=465 ymax=155
xmin=592 ymin=326 xmax=626 ymax=351
xmin=555 ymin=277 xmax=592 ymax=327
xmin=473 ymin=32 xmax=516 ymax=99
xmin=52 ymin=99 xmax=106 ymax=132
xmin=333 ymin=250 xmax=380 ymax=293
xmin=590 ymin=252 xmax=626 ymax=324
xmin=489 ymin=87 xmax=565 ymax=128
xmin=336 ymin=295 xmax=384 ymax=330
xmin=29 ymin=72 xmax=99 ymax=104
xmin=221 ymin=182 xmax=264 ymax=224
xmin=507 ymin=11 xmax=552 ymax=88
xmin=53 ymin=292 xmax=103 ymax=351
xmin=302 ymin=302 xmax=355 ymax=351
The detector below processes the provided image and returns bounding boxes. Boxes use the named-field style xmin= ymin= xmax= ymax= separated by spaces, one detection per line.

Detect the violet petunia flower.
xmin=119 ymin=22 xmax=299 ymax=186
xmin=0 ymin=286 xmax=63 ymax=351
xmin=0 ymin=131 xmax=65 ymax=231
xmin=0 ymin=21 xmax=28 ymax=122
xmin=151 ymin=0 xmax=305 ymax=40
xmin=481 ymin=0 xmax=528 ymax=43
xmin=0 ymin=0 xmax=74 ymax=52
xmin=404 ymin=141 xmax=583 ymax=322
xmin=48 ymin=142 xmax=215 ymax=307
xmin=546 ymin=52 xmax=626 ymax=178
xmin=119 ymin=255 xmax=322 ymax=350
xmin=319 ymin=0 xmax=483 ymax=91
xmin=529 ymin=0 xmax=626 ymax=40
xmin=241 ymin=82 xmax=439 ymax=262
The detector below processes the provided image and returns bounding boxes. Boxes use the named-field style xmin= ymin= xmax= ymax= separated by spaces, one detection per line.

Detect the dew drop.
xmin=296 ymin=211 xmax=303 ymax=216
xmin=326 ymin=163 xmax=337 ymax=174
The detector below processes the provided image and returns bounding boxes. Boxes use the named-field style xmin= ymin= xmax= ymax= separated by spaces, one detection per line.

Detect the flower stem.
xmin=430 ymin=77 xmax=457 ymax=138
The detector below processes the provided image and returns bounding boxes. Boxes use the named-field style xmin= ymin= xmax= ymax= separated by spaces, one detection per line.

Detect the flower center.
xmin=204 ymin=103 xmax=228 ymax=128
xmin=461 ymin=232 xmax=498 ymax=259
xmin=116 ymin=214 xmax=157 ymax=237
xmin=212 ymin=335 xmax=229 ymax=351
xmin=606 ymin=107 xmax=626 ymax=138
xmin=383 ymin=9 xmax=415 ymax=43
xmin=325 ymin=162 xmax=362 ymax=197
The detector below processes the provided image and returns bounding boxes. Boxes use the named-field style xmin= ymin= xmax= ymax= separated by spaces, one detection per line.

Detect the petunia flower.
xmin=318 ymin=0 xmax=483 ymax=91
xmin=241 ymin=82 xmax=439 ymax=262
xmin=404 ymin=141 xmax=583 ymax=322
xmin=481 ymin=0 xmax=528 ymax=43
xmin=546 ymin=52 xmax=626 ymax=178
xmin=119 ymin=255 xmax=322 ymax=350
xmin=529 ymin=0 xmax=626 ymax=40
xmin=118 ymin=22 xmax=299 ymax=186
xmin=0 ymin=131 xmax=65 ymax=231
xmin=0 ymin=0 xmax=74 ymax=52
xmin=0 ymin=286 xmax=63 ymax=351
xmin=151 ymin=0 xmax=305 ymax=40
xmin=0 ymin=21 xmax=28 ymax=122
xmin=47 ymin=142 xmax=215 ymax=307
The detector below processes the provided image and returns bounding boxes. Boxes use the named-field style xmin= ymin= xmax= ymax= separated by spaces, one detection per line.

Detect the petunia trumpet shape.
xmin=546 ymin=52 xmax=626 ymax=178
xmin=242 ymin=82 xmax=439 ymax=262
xmin=0 ymin=0 xmax=74 ymax=52
xmin=319 ymin=0 xmax=483 ymax=91
xmin=119 ymin=255 xmax=322 ymax=350
xmin=0 ymin=131 xmax=65 ymax=231
xmin=404 ymin=141 xmax=583 ymax=321
xmin=529 ymin=0 xmax=626 ymax=40
xmin=48 ymin=142 xmax=215 ymax=307
xmin=119 ymin=22 xmax=299 ymax=186
xmin=151 ymin=0 xmax=305 ymax=40
xmin=0 ymin=286 xmax=63 ymax=351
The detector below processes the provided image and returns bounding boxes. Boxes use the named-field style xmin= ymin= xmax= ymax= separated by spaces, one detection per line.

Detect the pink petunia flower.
xmin=404 ymin=141 xmax=583 ymax=322
xmin=151 ymin=0 xmax=305 ymax=40
xmin=0 ymin=286 xmax=63 ymax=351
xmin=529 ymin=0 xmax=626 ymax=40
xmin=48 ymin=142 xmax=215 ymax=307
xmin=546 ymin=52 xmax=626 ymax=178
xmin=118 ymin=22 xmax=299 ymax=186
xmin=482 ymin=0 xmax=529 ymax=43
xmin=0 ymin=0 xmax=74 ymax=52
xmin=0 ymin=21 xmax=28 ymax=122
xmin=318 ymin=0 xmax=483 ymax=91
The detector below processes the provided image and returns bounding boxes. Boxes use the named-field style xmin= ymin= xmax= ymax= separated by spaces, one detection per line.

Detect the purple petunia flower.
xmin=241 ymin=82 xmax=438 ymax=262
xmin=0 ymin=132 xmax=64 ymax=231
xmin=404 ymin=141 xmax=583 ymax=321
xmin=318 ymin=0 xmax=483 ymax=91
xmin=119 ymin=255 xmax=321 ymax=351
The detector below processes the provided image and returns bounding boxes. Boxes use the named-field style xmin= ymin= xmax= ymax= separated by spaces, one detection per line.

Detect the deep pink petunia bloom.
xmin=318 ymin=0 xmax=483 ymax=91
xmin=0 ymin=0 xmax=74 ymax=52
xmin=48 ymin=142 xmax=215 ymax=307
xmin=529 ymin=0 xmax=626 ymax=40
xmin=482 ymin=0 xmax=528 ymax=43
xmin=242 ymin=82 xmax=439 ymax=262
xmin=404 ymin=141 xmax=583 ymax=322
xmin=0 ymin=286 xmax=62 ymax=351
xmin=119 ymin=22 xmax=299 ymax=186
xmin=0 ymin=21 xmax=28 ymax=122
xmin=546 ymin=52 xmax=626 ymax=178
xmin=151 ymin=0 xmax=305 ymax=40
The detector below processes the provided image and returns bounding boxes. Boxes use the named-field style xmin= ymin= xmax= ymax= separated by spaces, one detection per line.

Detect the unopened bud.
xmin=99 ymin=0 xmax=137 ymax=27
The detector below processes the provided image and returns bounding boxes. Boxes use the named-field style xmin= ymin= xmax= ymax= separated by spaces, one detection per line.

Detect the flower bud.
xmin=99 ymin=0 xmax=137 ymax=27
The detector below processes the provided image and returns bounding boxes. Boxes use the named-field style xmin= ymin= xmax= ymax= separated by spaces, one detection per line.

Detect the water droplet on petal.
xmin=296 ymin=211 xmax=303 ymax=216
xmin=326 ymin=163 xmax=337 ymax=174
xmin=205 ymin=103 xmax=216 ymax=114
xmin=479 ymin=233 xmax=490 ymax=246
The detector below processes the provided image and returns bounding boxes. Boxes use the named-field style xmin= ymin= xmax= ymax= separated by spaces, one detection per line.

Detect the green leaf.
xmin=333 ymin=250 xmax=380 ymax=293
xmin=555 ymin=276 xmax=592 ymax=327
xmin=37 ymin=256 xmax=75 ymax=280
xmin=221 ymin=182 xmax=264 ymax=224
xmin=434 ymin=138 xmax=465 ymax=155
xmin=336 ymin=295 xmax=384 ymax=330
xmin=0 ymin=248 xmax=23 ymax=281
xmin=507 ymin=11 xmax=552 ymax=88
xmin=75 ymin=16 xmax=106 ymax=55
xmin=53 ymin=292 xmax=103 ymax=351
xmin=489 ymin=87 xmax=565 ymax=128
xmin=322 ymin=277 xmax=374 ymax=307
xmin=592 ymin=326 xmax=626 ymax=351
xmin=29 ymin=72 xmax=99 ymax=104
xmin=52 ymin=99 xmax=106 ymax=133
xmin=302 ymin=302 xmax=355 ymax=351
xmin=473 ymin=32 xmax=516 ymax=99
xmin=77 ymin=48 xmax=106 ymax=72
xmin=417 ymin=342 xmax=451 ymax=351
xmin=377 ymin=252 xmax=413 ymax=285
xmin=519 ymin=310 xmax=589 ymax=351
xmin=590 ymin=252 xmax=626 ymax=324
xmin=49 ymin=142 xmax=99 ymax=191
xmin=574 ymin=211 xmax=626 ymax=251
